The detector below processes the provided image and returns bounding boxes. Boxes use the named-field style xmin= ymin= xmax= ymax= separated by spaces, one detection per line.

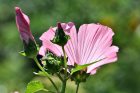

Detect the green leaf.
xmin=33 ymin=71 xmax=46 ymax=76
xmin=41 ymin=52 xmax=64 ymax=74
xmin=19 ymin=51 xmax=26 ymax=56
xmin=25 ymin=81 xmax=46 ymax=93
xmin=71 ymin=64 xmax=90 ymax=75
xmin=71 ymin=59 xmax=104 ymax=75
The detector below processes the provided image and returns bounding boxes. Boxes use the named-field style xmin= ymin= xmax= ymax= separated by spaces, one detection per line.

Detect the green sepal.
xmin=71 ymin=71 xmax=90 ymax=85
xmin=51 ymin=35 xmax=70 ymax=46
xmin=22 ymin=39 xmax=38 ymax=58
xmin=42 ymin=52 xmax=64 ymax=75
xmin=70 ymin=59 xmax=104 ymax=84
xmin=25 ymin=80 xmax=47 ymax=93
xmin=71 ymin=59 xmax=103 ymax=75
xmin=71 ymin=64 xmax=90 ymax=75
xmin=19 ymin=51 xmax=26 ymax=56
xmin=51 ymin=23 xmax=70 ymax=46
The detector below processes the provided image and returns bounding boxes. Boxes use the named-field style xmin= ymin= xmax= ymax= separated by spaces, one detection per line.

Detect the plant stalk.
xmin=61 ymin=79 xmax=67 ymax=93
xmin=34 ymin=57 xmax=59 ymax=93
xmin=76 ymin=83 xmax=80 ymax=93
xmin=60 ymin=46 xmax=68 ymax=93
xmin=62 ymin=46 xmax=67 ymax=75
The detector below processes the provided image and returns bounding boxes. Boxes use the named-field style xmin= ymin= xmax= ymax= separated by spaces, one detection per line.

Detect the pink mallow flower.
xmin=15 ymin=7 xmax=35 ymax=44
xmin=39 ymin=22 xmax=119 ymax=74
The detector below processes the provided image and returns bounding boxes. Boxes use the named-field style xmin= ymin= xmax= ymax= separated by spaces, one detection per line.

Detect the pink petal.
xmin=39 ymin=46 xmax=46 ymax=56
xmin=40 ymin=27 xmax=55 ymax=41
xmin=77 ymin=23 xmax=118 ymax=74
xmin=15 ymin=7 xmax=34 ymax=43
xmin=90 ymin=68 xmax=98 ymax=75
xmin=87 ymin=46 xmax=119 ymax=74
xmin=39 ymin=28 xmax=62 ymax=56
xmin=42 ymin=40 xmax=62 ymax=56
xmin=64 ymin=22 xmax=78 ymax=65
xmin=23 ymin=13 xmax=30 ymax=24
xmin=78 ymin=24 xmax=100 ymax=65
xmin=86 ymin=26 xmax=114 ymax=64
xmin=61 ymin=22 xmax=74 ymax=33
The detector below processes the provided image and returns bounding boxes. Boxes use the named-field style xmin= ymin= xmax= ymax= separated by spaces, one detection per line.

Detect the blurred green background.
xmin=0 ymin=0 xmax=140 ymax=93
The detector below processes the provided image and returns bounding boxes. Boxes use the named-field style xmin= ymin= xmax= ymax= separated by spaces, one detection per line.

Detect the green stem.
xmin=34 ymin=57 xmax=59 ymax=93
xmin=60 ymin=46 xmax=67 ymax=93
xmin=61 ymin=80 xmax=67 ymax=93
xmin=62 ymin=46 xmax=67 ymax=75
xmin=76 ymin=83 xmax=80 ymax=93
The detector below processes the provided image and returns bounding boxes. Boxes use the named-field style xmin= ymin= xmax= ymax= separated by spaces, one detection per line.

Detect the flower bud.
xmin=51 ymin=22 xmax=70 ymax=46
xmin=15 ymin=7 xmax=37 ymax=58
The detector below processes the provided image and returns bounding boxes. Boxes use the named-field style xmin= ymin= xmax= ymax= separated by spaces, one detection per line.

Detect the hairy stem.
xmin=34 ymin=57 xmax=59 ymax=93
xmin=60 ymin=46 xmax=68 ymax=93
xmin=61 ymin=80 xmax=67 ymax=93
xmin=62 ymin=46 xmax=67 ymax=75
xmin=76 ymin=83 xmax=80 ymax=93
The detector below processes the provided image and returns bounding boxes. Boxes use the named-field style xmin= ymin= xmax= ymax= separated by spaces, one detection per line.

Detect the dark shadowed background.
xmin=0 ymin=0 xmax=140 ymax=93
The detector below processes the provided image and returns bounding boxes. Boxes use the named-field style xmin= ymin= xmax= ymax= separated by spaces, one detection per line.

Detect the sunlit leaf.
xmin=33 ymin=71 xmax=46 ymax=76
xmin=19 ymin=51 xmax=26 ymax=56
xmin=25 ymin=81 xmax=46 ymax=93
xmin=71 ymin=59 xmax=104 ymax=75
